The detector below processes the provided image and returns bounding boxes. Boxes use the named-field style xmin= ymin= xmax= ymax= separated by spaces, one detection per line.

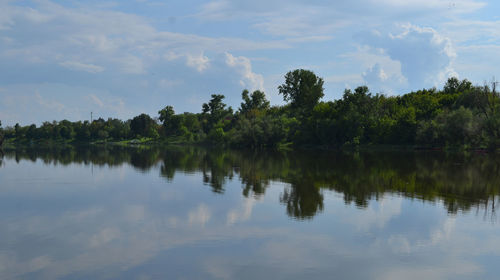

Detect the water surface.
xmin=0 ymin=146 xmax=499 ymax=279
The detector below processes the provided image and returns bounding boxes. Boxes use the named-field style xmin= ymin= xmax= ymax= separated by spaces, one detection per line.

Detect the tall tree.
xmin=278 ymin=69 xmax=324 ymax=116
xmin=444 ymin=77 xmax=472 ymax=95
xmin=130 ymin=114 xmax=157 ymax=138
xmin=202 ymin=94 xmax=232 ymax=132
xmin=158 ymin=106 xmax=175 ymax=128
xmin=239 ymin=89 xmax=270 ymax=114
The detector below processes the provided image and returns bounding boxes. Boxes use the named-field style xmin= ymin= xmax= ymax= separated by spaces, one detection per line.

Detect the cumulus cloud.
xmin=225 ymin=52 xmax=264 ymax=90
xmin=0 ymin=1 xmax=275 ymax=125
xmin=363 ymin=63 xmax=388 ymax=84
xmin=362 ymin=63 xmax=406 ymax=93
xmin=0 ymin=0 xmax=497 ymax=124
xmin=360 ymin=24 xmax=457 ymax=89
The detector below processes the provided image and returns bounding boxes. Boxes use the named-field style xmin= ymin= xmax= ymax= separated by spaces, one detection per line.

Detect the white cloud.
xmin=186 ymin=53 xmax=210 ymax=72
xmin=85 ymin=94 xmax=127 ymax=117
xmin=251 ymin=6 xmax=350 ymax=37
xmin=364 ymin=63 xmax=388 ymax=83
xmin=375 ymin=0 xmax=486 ymax=13
xmin=362 ymin=63 xmax=406 ymax=93
xmin=158 ymin=78 xmax=183 ymax=88
xmin=88 ymin=94 xmax=104 ymax=107
xmin=0 ymin=0 xmax=497 ymax=123
xmin=35 ymin=92 xmax=66 ymax=112
xmin=225 ymin=52 xmax=264 ymax=90
xmin=197 ymin=0 xmax=486 ymax=39
xmin=443 ymin=19 xmax=500 ymax=44
xmin=360 ymin=24 xmax=457 ymax=89
xmin=59 ymin=61 xmax=104 ymax=73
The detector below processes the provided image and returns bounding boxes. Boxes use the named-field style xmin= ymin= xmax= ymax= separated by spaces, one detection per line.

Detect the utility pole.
xmin=91 ymin=112 xmax=93 ymax=123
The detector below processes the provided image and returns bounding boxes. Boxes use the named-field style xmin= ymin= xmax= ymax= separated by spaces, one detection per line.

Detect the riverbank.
xmin=1 ymin=137 xmax=494 ymax=154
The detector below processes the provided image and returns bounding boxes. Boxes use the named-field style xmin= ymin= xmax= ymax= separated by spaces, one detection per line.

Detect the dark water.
xmin=1 ymin=146 xmax=500 ymax=279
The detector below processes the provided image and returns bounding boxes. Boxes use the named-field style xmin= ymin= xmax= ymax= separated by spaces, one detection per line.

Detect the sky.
xmin=0 ymin=0 xmax=499 ymax=126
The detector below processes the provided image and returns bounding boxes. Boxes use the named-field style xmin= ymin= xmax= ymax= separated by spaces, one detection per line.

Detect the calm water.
xmin=1 ymin=146 xmax=500 ymax=279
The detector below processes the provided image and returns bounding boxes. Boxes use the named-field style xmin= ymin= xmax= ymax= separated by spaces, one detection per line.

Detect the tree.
xmin=278 ymin=69 xmax=324 ymax=116
xmin=14 ymin=123 xmax=20 ymax=138
xmin=130 ymin=114 xmax=157 ymax=138
xmin=0 ymin=120 xmax=3 ymax=146
xmin=444 ymin=77 xmax=472 ymax=95
xmin=202 ymin=94 xmax=226 ymax=117
xmin=158 ymin=106 xmax=175 ymax=128
xmin=239 ymin=89 xmax=270 ymax=114
xmin=202 ymin=94 xmax=232 ymax=132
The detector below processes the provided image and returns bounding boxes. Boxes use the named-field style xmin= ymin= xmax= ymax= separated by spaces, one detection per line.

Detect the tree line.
xmin=2 ymin=69 xmax=500 ymax=149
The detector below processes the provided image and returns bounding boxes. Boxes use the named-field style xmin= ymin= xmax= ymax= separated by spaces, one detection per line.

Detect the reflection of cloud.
xmin=188 ymin=204 xmax=211 ymax=227
xmin=0 ymin=254 xmax=52 ymax=278
xmin=125 ymin=205 xmax=146 ymax=222
xmin=90 ymin=228 xmax=121 ymax=248
xmin=387 ymin=235 xmax=411 ymax=254
xmin=431 ymin=217 xmax=455 ymax=245
xmin=1 ymin=159 xmax=500 ymax=280
xmin=226 ymin=198 xmax=256 ymax=225
xmin=204 ymin=258 xmax=232 ymax=280
xmin=345 ymin=196 xmax=403 ymax=231
xmin=62 ymin=207 xmax=104 ymax=223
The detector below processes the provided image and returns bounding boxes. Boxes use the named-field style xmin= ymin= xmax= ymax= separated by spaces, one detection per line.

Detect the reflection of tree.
xmin=200 ymin=149 xmax=234 ymax=194
xmin=280 ymin=182 xmax=324 ymax=220
xmin=5 ymin=145 xmax=500 ymax=219
xmin=236 ymin=150 xmax=285 ymax=198
xmin=129 ymin=149 xmax=160 ymax=172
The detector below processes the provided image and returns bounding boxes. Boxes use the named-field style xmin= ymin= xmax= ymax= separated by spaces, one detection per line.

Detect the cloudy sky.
xmin=0 ymin=0 xmax=499 ymax=125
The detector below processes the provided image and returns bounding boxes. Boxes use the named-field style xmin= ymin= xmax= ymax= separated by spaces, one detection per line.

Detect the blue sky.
xmin=0 ymin=0 xmax=499 ymax=125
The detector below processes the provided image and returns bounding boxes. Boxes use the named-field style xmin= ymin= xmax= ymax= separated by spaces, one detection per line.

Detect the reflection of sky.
xmin=0 ymin=158 xmax=499 ymax=279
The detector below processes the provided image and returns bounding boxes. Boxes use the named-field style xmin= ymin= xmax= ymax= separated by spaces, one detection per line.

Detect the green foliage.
xmin=6 ymin=73 xmax=500 ymax=150
xmin=239 ymin=89 xmax=270 ymax=114
xmin=208 ymin=127 xmax=226 ymax=144
xmin=158 ymin=106 xmax=175 ymax=130
xmin=278 ymin=69 xmax=324 ymax=116
xmin=130 ymin=114 xmax=156 ymax=138
xmin=201 ymin=94 xmax=233 ymax=133
xmin=230 ymin=114 xmax=290 ymax=148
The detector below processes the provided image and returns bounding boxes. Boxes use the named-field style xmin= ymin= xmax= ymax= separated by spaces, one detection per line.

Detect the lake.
xmin=0 ymin=146 xmax=500 ymax=279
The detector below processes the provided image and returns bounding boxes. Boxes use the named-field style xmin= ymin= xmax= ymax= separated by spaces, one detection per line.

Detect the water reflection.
xmin=3 ymin=146 xmax=500 ymax=219
xmin=1 ymin=146 xmax=500 ymax=279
